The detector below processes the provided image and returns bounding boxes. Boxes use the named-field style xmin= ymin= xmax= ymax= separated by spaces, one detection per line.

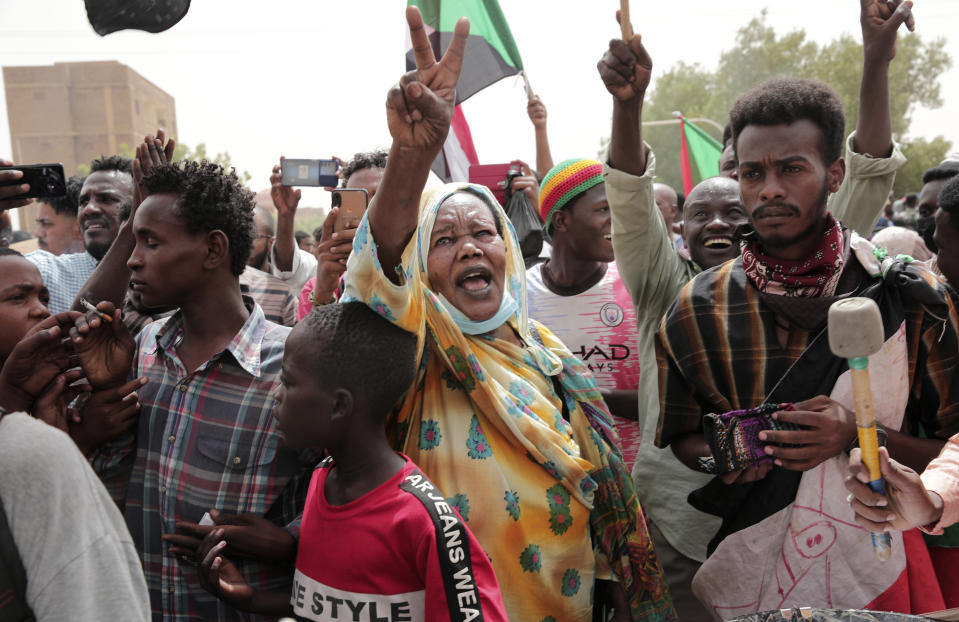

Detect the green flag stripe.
xmin=409 ymin=0 xmax=523 ymax=71
xmin=683 ymin=120 xmax=722 ymax=181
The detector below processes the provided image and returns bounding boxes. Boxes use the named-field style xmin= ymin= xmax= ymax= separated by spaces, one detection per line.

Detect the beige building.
xmin=3 ymin=61 xmax=176 ymax=232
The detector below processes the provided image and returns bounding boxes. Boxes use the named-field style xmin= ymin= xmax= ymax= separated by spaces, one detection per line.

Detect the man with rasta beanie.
xmin=526 ymin=158 xmax=641 ymax=467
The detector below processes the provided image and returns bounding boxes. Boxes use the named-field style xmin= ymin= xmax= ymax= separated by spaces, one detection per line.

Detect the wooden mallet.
xmin=828 ymin=297 xmax=892 ymax=561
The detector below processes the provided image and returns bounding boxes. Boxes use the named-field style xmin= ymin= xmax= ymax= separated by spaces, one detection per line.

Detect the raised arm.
xmin=527 ymin=96 xmax=554 ymax=177
xmin=269 ymin=158 xmax=302 ymax=273
xmin=599 ymin=12 xmax=652 ymax=177
xmin=854 ymin=0 xmax=913 ymax=158
xmin=73 ymin=131 xmax=174 ymax=311
xmin=371 ymin=7 xmax=469 ymax=279
xmin=831 ymin=0 xmax=912 ymax=234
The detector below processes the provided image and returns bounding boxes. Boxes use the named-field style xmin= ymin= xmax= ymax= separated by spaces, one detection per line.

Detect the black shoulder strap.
xmin=0 ymin=494 xmax=35 ymax=622
xmin=399 ymin=469 xmax=486 ymax=622
xmin=528 ymin=326 xmax=572 ymax=423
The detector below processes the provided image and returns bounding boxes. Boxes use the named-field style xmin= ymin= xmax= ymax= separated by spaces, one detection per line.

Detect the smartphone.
xmin=331 ymin=188 xmax=368 ymax=232
xmin=281 ymin=158 xmax=339 ymax=187
xmin=0 ymin=163 xmax=66 ymax=200
xmin=468 ymin=160 xmax=524 ymax=207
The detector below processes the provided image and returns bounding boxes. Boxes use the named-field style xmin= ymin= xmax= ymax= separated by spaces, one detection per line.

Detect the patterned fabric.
xmin=297 ymin=276 xmax=316 ymax=321
xmin=538 ymin=159 xmax=605 ymax=232
xmin=700 ymin=403 xmax=796 ymax=474
xmin=239 ymin=266 xmax=297 ymax=326
xmin=741 ymin=213 xmax=845 ymax=297
xmin=25 ymin=249 xmax=97 ymax=313
xmin=343 ymin=182 xmax=674 ymax=622
xmin=656 ymin=234 xmax=959 ymax=552
xmin=91 ymin=297 xmax=320 ymax=621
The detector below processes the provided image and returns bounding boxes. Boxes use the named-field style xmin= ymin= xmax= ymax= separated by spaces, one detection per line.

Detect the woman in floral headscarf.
xmin=340 ymin=8 xmax=673 ymax=621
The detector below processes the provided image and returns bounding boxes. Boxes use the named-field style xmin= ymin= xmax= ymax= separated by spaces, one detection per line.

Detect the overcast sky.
xmin=2 ymin=0 xmax=957 ymax=212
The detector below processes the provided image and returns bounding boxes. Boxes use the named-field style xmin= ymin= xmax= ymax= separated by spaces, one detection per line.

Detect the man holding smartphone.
xmin=271 ymin=151 xmax=385 ymax=306
xmin=23 ymin=156 xmax=134 ymax=313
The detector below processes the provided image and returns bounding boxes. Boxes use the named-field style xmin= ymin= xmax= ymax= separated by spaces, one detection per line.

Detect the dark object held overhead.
xmin=84 ymin=0 xmax=191 ymax=36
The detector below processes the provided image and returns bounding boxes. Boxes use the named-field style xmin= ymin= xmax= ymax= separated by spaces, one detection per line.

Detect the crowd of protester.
xmin=1 ymin=1 xmax=959 ymax=621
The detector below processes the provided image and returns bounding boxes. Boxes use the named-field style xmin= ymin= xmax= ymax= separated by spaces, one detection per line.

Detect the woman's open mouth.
xmin=457 ymin=266 xmax=493 ymax=293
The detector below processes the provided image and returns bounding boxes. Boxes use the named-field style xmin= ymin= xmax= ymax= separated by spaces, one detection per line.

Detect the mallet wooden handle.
xmin=620 ymin=0 xmax=634 ymax=41
xmin=849 ymin=358 xmax=892 ymax=561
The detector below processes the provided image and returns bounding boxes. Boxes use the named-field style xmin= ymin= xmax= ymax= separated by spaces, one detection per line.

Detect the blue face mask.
xmin=438 ymin=290 xmax=519 ymax=336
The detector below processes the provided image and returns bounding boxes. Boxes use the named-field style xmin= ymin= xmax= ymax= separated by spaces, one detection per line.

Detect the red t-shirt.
xmin=292 ymin=456 xmax=508 ymax=622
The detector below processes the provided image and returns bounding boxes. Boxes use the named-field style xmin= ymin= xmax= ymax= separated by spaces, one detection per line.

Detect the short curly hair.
xmin=922 ymin=162 xmax=959 ymax=186
xmin=729 ymin=78 xmax=846 ymax=166
xmin=339 ymin=150 xmax=388 ymax=187
xmin=89 ymin=154 xmax=133 ymax=176
xmin=140 ymin=161 xmax=256 ymax=276
xmin=41 ymin=175 xmax=84 ymax=218
xmin=296 ymin=301 xmax=416 ymax=417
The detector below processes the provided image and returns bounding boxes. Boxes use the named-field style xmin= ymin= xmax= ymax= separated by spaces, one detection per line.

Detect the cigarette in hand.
xmin=80 ymin=298 xmax=113 ymax=323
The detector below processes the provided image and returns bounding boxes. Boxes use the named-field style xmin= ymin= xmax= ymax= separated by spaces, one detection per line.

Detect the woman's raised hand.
xmin=386 ymin=7 xmax=469 ymax=155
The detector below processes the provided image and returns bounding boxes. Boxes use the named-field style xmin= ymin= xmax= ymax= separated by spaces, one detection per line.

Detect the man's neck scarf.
xmin=741 ymin=213 xmax=845 ymax=298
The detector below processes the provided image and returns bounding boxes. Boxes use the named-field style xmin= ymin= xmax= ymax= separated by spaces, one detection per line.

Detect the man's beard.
xmin=247 ymin=249 xmax=268 ymax=270
xmin=756 ymin=177 xmax=830 ymax=251
xmin=85 ymin=236 xmax=112 ymax=260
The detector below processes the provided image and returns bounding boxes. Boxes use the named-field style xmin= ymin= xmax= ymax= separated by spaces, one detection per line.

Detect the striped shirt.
xmin=240 ymin=266 xmax=297 ymax=327
xmin=655 ymin=252 xmax=959 ymax=553
xmin=25 ymin=249 xmax=98 ymax=313
xmin=656 ymin=255 xmax=959 ymax=449
xmin=93 ymin=298 xmax=319 ymax=621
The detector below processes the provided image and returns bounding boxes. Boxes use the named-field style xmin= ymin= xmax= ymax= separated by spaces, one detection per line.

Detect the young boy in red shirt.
xmin=194 ymin=301 xmax=508 ymax=621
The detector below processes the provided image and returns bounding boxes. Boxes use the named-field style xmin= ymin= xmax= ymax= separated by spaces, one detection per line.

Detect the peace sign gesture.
xmin=386 ymin=7 xmax=470 ymax=154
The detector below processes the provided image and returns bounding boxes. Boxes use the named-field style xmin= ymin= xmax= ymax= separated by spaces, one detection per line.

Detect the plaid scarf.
xmin=741 ymin=213 xmax=845 ymax=298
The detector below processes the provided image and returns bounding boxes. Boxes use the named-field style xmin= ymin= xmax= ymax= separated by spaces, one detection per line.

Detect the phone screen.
xmin=280 ymin=159 xmax=339 ymax=187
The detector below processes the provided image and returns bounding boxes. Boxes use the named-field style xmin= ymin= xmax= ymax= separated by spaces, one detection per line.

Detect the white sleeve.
xmin=269 ymin=246 xmax=318 ymax=294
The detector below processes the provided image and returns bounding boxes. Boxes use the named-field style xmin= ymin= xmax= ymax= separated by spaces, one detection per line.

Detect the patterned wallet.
xmin=699 ymin=403 xmax=797 ymax=474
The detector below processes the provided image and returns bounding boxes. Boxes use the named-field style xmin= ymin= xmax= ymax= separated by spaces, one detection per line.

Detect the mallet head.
xmin=828 ymin=297 xmax=884 ymax=359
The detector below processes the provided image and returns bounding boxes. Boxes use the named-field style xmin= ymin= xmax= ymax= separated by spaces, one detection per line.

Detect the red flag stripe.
xmin=679 ymin=116 xmax=694 ymax=195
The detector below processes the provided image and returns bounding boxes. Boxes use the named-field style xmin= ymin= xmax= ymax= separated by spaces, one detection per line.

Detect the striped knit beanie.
xmin=538 ymin=158 xmax=605 ymax=232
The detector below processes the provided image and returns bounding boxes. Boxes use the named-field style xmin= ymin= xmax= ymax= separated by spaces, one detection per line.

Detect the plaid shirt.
xmin=25 ymin=249 xmax=98 ymax=313
xmin=93 ymin=298 xmax=318 ymax=621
